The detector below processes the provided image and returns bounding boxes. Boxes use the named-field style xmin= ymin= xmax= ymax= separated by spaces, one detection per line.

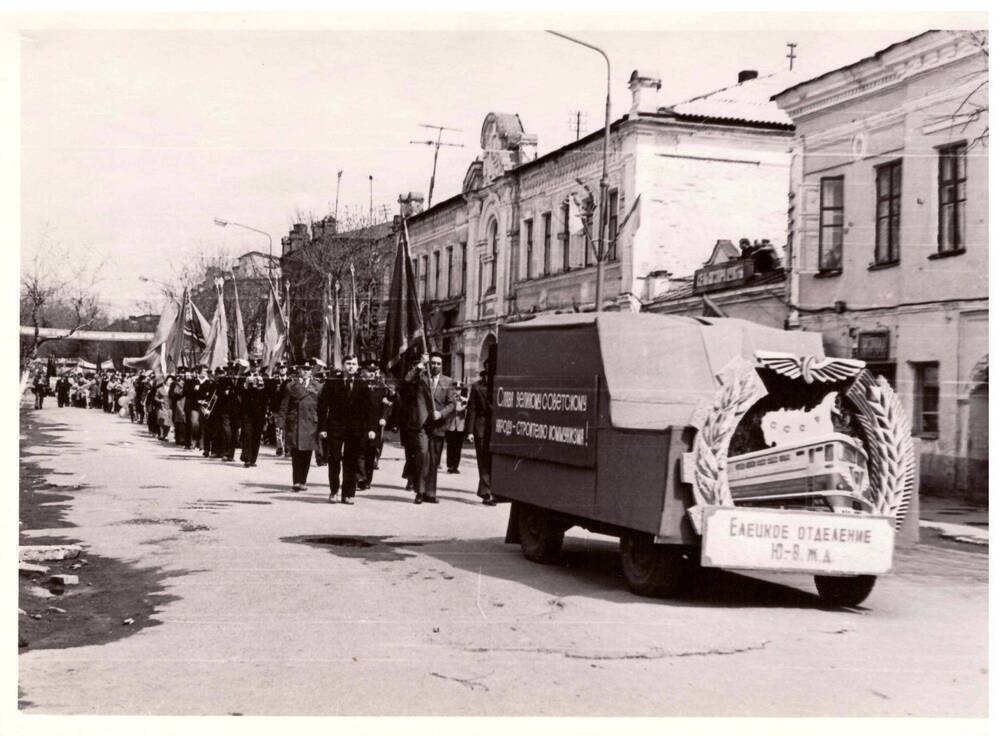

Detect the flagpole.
xmin=401 ymin=217 xmax=429 ymax=355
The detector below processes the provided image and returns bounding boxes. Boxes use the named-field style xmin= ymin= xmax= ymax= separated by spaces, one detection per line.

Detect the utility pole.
xmin=369 ymin=174 xmax=373 ymax=226
xmin=786 ymin=42 xmax=797 ymax=71
xmin=410 ymin=123 xmax=464 ymax=208
xmin=334 ymin=170 xmax=343 ymax=230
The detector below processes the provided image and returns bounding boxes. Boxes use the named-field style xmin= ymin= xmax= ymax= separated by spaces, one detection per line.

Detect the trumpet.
xmin=245 ymin=373 xmax=265 ymax=390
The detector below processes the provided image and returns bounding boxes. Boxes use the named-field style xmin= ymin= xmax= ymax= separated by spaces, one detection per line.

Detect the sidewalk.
xmin=918 ymin=496 xmax=989 ymax=546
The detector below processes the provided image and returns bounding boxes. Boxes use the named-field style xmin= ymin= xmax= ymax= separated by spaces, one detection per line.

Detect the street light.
xmin=139 ymin=275 xmax=176 ymax=298
xmin=214 ymin=218 xmax=275 ymax=283
xmin=546 ymin=30 xmax=611 ymax=312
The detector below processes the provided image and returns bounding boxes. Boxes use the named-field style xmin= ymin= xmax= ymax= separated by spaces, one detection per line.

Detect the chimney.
xmin=628 ymin=69 xmax=663 ymax=120
xmin=738 ymin=70 xmax=758 ymax=84
xmin=398 ymin=192 xmax=425 ymax=218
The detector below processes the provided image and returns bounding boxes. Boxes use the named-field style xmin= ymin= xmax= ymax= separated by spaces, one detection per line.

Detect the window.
xmin=524 ymin=218 xmax=534 ymax=280
xmin=875 ymin=161 xmax=902 ymax=265
xmin=446 ymin=246 xmax=453 ymax=297
xmin=607 ymin=189 xmax=619 ymax=261
xmin=542 ymin=212 xmax=552 ymax=276
xmin=819 ymin=177 xmax=844 ymax=271
xmin=487 ymin=220 xmax=498 ymax=293
xmin=561 ymin=202 xmax=571 ymax=271
xmin=432 ymin=251 xmax=440 ymax=300
xmin=460 ymin=243 xmax=467 ymax=294
xmin=824 ymin=445 xmax=834 ymax=463
xmin=420 ymin=254 xmax=428 ymax=300
xmin=411 ymin=257 xmax=418 ymax=283
xmin=938 ymin=143 xmax=967 ymax=254
xmin=584 ymin=212 xmax=592 ymax=268
xmin=913 ymin=362 xmax=940 ymax=436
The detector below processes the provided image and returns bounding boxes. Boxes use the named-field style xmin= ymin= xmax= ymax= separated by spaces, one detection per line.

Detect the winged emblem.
xmin=755 ymin=351 xmax=865 ymax=384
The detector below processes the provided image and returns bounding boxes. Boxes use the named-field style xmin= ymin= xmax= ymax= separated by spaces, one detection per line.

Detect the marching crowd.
xmin=28 ymin=348 xmax=495 ymax=506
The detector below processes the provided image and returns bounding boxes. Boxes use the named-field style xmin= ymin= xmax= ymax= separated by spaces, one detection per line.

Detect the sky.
xmin=18 ymin=14 xmax=981 ymax=316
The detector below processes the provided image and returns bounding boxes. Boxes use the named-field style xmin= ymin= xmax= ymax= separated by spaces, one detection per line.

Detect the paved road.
xmin=19 ymin=407 xmax=988 ymax=716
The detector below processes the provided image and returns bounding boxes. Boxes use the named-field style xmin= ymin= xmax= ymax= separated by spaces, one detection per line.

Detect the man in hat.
xmin=359 ymin=361 xmax=392 ymax=489
xmin=212 ymin=363 xmax=239 ymax=461
xmin=279 ymin=359 xmax=322 ymax=490
xmin=169 ymin=368 xmax=189 ymax=448
xmin=318 ymin=355 xmax=374 ymax=504
xmin=266 ymin=362 xmax=290 ymax=456
xmin=56 ymin=373 xmax=72 ymax=408
xmin=238 ymin=359 xmax=268 ymax=467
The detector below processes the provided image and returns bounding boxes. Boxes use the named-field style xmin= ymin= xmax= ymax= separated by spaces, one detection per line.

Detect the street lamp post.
xmin=546 ymin=30 xmax=611 ymax=312
xmin=214 ymin=218 xmax=275 ymax=284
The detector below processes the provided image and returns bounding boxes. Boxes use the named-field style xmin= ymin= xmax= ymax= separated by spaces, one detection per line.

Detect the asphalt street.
xmin=18 ymin=406 xmax=988 ymax=716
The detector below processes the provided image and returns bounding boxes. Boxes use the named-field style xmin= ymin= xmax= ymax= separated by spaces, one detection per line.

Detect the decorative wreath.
xmin=690 ymin=355 xmax=915 ymax=531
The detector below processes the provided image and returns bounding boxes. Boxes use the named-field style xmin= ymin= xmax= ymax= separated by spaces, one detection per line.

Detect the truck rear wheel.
xmin=620 ymin=532 xmax=696 ymax=598
xmin=814 ymin=574 xmax=877 ymax=607
xmin=516 ymin=502 xmax=564 ymax=563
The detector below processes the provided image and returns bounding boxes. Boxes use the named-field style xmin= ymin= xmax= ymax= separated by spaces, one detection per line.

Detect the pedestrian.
xmin=444 ymin=382 xmax=468 ymax=473
xmin=32 ymin=369 xmax=47 ymax=409
xmin=199 ymin=368 xmax=219 ymax=457
xmin=359 ymin=361 xmax=391 ymax=489
xmin=238 ymin=360 xmax=268 ymax=468
xmin=465 ymin=369 xmax=496 ymax=505
xmin=317 ymin=355 xmax=373 ymax=504
xmin=213 ymin=364 xmax=238 ymax=461
xmin=170 ymin=369 xmax=188 ymax=447
xmin=402 ymin=350 xmax=455 ymax=504
xmin=56 ymin=374 xmax=71 ymax=407
xmin=278 ymin=359 xmax=322 ymax=491
xmin=267 ymin=362 xmax=290 ymax=456
xmin=156 ymin=377 xmax=173 ymax=441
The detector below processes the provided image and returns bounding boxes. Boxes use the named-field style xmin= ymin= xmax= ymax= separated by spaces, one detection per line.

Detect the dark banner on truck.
xmin=491 ymin=374 xmax=599 ymax=467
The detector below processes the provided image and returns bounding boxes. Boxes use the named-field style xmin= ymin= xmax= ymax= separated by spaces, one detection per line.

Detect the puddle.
xmin=282 ymin=535 xmax=453 ymax=563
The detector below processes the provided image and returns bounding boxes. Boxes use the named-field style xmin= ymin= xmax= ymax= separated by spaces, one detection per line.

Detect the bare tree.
xmin=927 ymin=31 xmax=989 ymax=148
xmin=20 ymin=226 xmax=108 ymax=366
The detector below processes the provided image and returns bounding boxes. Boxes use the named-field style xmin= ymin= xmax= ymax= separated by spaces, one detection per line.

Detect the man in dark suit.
xmin=239 ymin=360 xmax=268 ymax=467
xmin=318 ymin=355 xmax=374 ymax=505
xmin=465 ymin=370 xmax=496 ymax=505
xmin=404 ymin=350 xmax=456 ymax=504
xmin=359 ymin=361 xmax=391 ymax=489
xmin=56 ymin=375 xmax=72 ymax=407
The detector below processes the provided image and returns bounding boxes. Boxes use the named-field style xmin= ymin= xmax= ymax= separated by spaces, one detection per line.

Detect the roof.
xmin=502 ymin=312 xmax=824 ymax=430
xmin=771 ymin=31 xmax=937 ymax=101
xmin=670 ymin=71 xmax=800 ymax=127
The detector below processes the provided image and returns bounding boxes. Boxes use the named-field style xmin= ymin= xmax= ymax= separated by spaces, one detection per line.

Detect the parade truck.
xmin=491 ymin=313 xmax=916 ymax=607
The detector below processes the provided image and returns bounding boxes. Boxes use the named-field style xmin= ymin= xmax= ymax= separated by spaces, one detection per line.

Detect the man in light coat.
xmin=279 ymin=359 xmax=322 ymax=491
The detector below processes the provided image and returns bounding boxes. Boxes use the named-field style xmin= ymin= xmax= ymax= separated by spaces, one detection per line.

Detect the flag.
xmin=262 ymin=278 xmax=287 ymax=372
xmin=380 ymin=219 xmax=425 ymax=375
xmin=319 ymin=274 xmax=330 ymax=367
xmin=166 ymin=288 xmax=189 ymax=372
xmin=230 ymin=270 xmax=248 ymax=361
xmin=100 ymin=358 xmax=115 ymax=371
xmin=348 ymin=263 xmax=358 ymax=358
xmin=123 ymin=297 xmax=180 ymax=379
xmin=200 ymin=278 xmax=230 ymax=370
xmin=331 ymin=279 xmax=343 ymax=369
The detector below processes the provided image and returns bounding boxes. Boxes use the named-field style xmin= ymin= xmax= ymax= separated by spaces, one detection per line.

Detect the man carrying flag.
xmin=380 ymin=220 xmax=432 ymax=502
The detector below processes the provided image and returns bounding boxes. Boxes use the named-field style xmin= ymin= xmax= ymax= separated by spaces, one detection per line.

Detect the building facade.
xmin=773 ymin=30 xmax=988 ymax=500
xmin=404 ymin=69 xmax=798 ymax=380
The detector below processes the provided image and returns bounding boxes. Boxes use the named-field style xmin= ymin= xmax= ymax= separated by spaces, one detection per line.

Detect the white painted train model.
xmin=727 ymin=432 xmax=872 ymax=514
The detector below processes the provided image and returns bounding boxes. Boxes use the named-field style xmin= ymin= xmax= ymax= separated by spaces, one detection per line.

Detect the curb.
xmin=919 ymin=520 xmax=988 ymax=546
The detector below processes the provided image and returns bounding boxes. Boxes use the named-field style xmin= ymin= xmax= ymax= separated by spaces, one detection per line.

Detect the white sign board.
xmin=701 ymin=507 xmax=895 ymax=576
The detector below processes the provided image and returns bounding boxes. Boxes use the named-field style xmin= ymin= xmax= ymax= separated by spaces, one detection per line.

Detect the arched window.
xmin=487 ymin=219 xmax=498 ymax=293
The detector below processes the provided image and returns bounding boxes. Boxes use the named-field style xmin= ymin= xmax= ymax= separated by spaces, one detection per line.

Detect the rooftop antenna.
xmin=568 ymin=110 xmax=587 ymax=141
xmin=786 ymin=42 xmax=797 ymax=71
xmin=410 ymin=123 xmax=464 ymax=208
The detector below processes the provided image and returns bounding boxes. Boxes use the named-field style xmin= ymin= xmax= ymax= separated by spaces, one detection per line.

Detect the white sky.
xmin=17 ymin=14 xmax=985 ymax=316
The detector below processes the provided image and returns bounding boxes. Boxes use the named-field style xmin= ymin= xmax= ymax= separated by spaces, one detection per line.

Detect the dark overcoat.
xmin=279 ymin=377 xmax=321 ymax=452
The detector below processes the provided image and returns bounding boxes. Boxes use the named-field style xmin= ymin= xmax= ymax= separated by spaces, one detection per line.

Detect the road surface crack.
xmin=430 ymin=671 xmax=491 ymax=692
xmin=464 ymin=640 xmax=770 ymax=660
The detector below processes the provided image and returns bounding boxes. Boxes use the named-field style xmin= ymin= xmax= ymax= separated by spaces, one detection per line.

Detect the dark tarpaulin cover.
xmin=503 ymin=312 xmax=825 ymax=430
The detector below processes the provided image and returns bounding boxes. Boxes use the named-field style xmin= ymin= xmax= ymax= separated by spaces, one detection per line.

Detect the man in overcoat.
xmin=403 ymin=350 xmax=456 ymax=504
xmin=239 ymin=360 xmax=268 ymax=468
xmin=317 ymin=355 xmax=374 ymax=504
xmin=279 ymin=360 xmax=322 ymax=490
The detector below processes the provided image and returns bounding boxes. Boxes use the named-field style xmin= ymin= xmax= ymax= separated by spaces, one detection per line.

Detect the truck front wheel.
xmin=620 ymin=533 xmax=696 ymax=598
xmin=814 ymin=574 xmax=877 ymax=607
xmin=516 ymin=502 xmax=564 ymax=563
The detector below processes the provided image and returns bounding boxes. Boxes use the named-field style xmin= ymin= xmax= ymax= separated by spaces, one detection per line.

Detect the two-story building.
xmin=404 ymin=68 xmax=798 ymax=381
xmin=773 ymin=30 xmax=988 ymax=500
